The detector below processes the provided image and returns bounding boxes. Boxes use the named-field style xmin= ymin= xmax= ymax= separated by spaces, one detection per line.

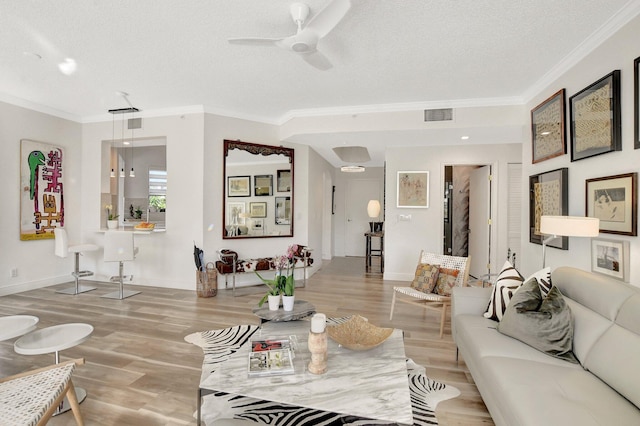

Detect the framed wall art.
xmin=249 ymin=202 xmax=267 ymax=218
xmin=20 ymin=139 xmax=64 ymax=240
xmin=585 ymin=172 xmax=637 ymax=236
xmin=529 ymin=167 xmax=568 ymax=248
xmin=277 ymin=169 xmax=291 ymax=192
xmin=275 ymin=196 xmax=291 ymax=225
xmin=635 ymin=56 xmax=640 ymax=149
xmin=254 ymin=174 xmax=273 ymax=196
xmin=227 ymin=202 xmax=246 ymax=225
xmin=531 ymin=89 xmax=566 ymax=164
xmin=252 ymin=218 xmax=264 ymax=231
xmin=228 ymin=176 xmax=250 ymax=197
xmin=591 ymin=238 xmax=629 ymax=282
xmin=397 ymin=171 xmax=429 ymax=208
xmin=569 ymin=70 xmax=621 ymax=161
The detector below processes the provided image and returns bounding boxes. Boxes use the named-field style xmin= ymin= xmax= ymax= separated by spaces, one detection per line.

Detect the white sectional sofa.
xmin=452 ymin=266 xmax=640 ymax=426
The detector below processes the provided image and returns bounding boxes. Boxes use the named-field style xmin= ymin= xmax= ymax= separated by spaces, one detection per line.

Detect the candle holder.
xmin=307 ymin=330 xmax=327 ymax=374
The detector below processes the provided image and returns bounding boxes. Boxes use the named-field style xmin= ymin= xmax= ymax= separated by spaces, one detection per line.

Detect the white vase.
xmin=267 ymin=294 xmax=280 ymax=311
xmin=282 ymin=295 xmax=295 ymax=311
xmin=107 ymin=220 xmax=118 ymax=229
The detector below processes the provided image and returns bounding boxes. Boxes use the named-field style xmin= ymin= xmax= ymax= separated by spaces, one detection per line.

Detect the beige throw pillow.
xmin=434 ymin=267 xmax=459 ymax=296
xmin=411 ymin=264 xmax=440 ymax=293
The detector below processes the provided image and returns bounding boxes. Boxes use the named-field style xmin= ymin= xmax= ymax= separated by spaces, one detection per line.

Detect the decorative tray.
xmin=134 ymin=222 xmax=155 ymax=231
xmin=327 ymin=315 xmax=393 ymax=351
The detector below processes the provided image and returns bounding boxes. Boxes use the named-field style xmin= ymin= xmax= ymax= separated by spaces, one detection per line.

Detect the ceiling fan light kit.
xmin=228 ymin=0 xmax=351 ymax=70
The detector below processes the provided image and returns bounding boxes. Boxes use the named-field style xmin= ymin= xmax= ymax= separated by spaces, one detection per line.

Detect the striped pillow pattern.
xmin=483 ymin=260 xmax=524 ymax=321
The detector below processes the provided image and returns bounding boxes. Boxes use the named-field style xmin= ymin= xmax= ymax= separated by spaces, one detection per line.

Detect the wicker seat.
xmin=0 ymin=358 xmax=85 ymax=426
xmin=390 ymin=251 xmax=470 ymax=338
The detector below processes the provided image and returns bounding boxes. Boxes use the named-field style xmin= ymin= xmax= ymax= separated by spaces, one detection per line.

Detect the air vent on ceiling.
xmin=128 ymin=117 xmax=142 ymax=130
xmin=424 ymin=108 xmax=453 ymax=122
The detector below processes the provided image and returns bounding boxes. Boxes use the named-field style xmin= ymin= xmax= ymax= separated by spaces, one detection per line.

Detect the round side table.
xmin=14 ymin=322 xmax=93 ymax=415
xmin=253 ymin=299 xmax=316 ymax=323
xmin=0 ymin=315 xmax=39 ymax=341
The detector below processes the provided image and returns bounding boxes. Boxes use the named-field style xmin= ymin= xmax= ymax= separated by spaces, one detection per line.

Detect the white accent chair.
xmin=103 ymin=231 xmax=140 ymax=299
xmin=54 ymin=228 xmax=99 ymax=295
xmin=389 ymin=251 xmax=470 ymax=339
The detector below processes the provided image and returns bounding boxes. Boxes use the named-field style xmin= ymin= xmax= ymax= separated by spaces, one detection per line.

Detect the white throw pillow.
xmin=483 ymin=260 xmax=524 ymax=321
xmin=526 ymin=267 xmax=552 ymax=297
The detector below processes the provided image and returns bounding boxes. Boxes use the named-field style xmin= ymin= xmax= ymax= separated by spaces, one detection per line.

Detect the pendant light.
xmin=129 ymin=109 xmax=135 ymax=178
xmin=119 ymin=112 xmax=125 ymax=178
xmin=110 ymin=113 xmax=116 ymax=178
xmin=108 ymin=92 xmax=140 ymax=179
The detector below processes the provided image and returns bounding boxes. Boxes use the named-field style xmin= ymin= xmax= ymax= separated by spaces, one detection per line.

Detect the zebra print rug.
xmin=185 ymin=321 xmax=460 ymax=426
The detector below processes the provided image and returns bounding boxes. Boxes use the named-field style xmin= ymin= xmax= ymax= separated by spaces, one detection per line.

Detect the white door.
xmin=469 ymin=165 xmax=491 ymax=279
xmin=345 ymin=179 xmax=381 ymax=256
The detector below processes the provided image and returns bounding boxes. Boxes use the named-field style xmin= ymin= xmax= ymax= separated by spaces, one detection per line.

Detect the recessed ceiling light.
xmin=58 ymin=58 xmax=77 ymax=75
xmin=340 ymin=165 xmax=365 ymax=173
xmin=461 ymin=136 xmax=470 ymax=140
xmin=541 ymin=131 xmax=551 ymax=136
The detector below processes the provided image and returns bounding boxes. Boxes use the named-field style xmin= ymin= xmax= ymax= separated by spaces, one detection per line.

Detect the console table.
xmin=365 ymin=231 xmax=384 ymax=273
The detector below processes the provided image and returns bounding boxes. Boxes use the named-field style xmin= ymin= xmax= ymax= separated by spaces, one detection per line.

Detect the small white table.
xmin=14 ymin=323 xmax=93 ymax=415
xmin=0 ymin=315 xmax=39 ymax=341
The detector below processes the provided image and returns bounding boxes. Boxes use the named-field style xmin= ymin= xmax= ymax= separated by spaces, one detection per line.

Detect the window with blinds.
xmin=149 ymin=168 xmax=167 ymax=211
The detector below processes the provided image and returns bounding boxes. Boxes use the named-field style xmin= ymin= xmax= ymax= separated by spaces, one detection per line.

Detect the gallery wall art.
xmin=20 ymin=139 xmax=64 ymax=240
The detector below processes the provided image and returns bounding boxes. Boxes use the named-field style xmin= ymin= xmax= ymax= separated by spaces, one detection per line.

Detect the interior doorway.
xmin=345 ymin=179 xmax=382 ymax=257
xmin=443 ymin=164 xmax=492 ymax=279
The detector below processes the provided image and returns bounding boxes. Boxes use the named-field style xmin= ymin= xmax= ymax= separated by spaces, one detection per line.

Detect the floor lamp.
xmin=540 ymin=215 xmax=600 ymax=268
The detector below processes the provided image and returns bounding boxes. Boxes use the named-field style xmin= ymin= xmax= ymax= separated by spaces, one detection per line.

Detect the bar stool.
xmin=54 ymin=228 xmax=98 ymax=294
xmin=103 ymin=231 xmax=140 ymax=299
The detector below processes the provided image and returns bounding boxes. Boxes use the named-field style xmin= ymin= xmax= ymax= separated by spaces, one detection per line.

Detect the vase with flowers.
xmin=105 ymin=204 xmax=119 ymax=229
xmin=257 ymin=244 xmax=298 ymax=311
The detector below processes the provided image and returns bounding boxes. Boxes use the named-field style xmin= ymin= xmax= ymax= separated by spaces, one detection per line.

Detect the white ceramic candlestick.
xmin=308 ymin=313 xmax=327 ymax=374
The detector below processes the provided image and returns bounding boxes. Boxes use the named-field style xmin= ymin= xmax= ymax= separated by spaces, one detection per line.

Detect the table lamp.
xmin=367 ymin=200 xmax=382 ymax=232
xmin=540 ymin=215 xmax=600 ymax=268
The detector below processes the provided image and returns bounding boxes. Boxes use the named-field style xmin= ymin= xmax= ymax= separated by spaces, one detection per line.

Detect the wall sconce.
xmin=540 ymin=215 xmax=600 ymax=268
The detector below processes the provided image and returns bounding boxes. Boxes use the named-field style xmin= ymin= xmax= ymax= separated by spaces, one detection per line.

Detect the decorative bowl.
xmin=327 ymin=315 xmax=394 ymax=351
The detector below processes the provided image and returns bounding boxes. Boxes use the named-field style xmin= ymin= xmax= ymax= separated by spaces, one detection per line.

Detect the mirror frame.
xmin=223 ymin=139 xmax=294 ymax=239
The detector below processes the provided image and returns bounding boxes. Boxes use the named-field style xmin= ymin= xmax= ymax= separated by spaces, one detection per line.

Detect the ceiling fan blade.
xmin=305 ymin=0 xmax=351 ymax=38
xmin=228 ymin=37 xmax=283 ymax=46
xmin=301 ymin=50 xmax=333 ymax=71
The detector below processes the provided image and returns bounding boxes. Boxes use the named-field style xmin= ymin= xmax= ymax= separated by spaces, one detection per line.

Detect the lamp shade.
xmin=540 ymin=215 xmax=600 ymax=237
xmin=367 ymin=200 xmax=381 ymax=218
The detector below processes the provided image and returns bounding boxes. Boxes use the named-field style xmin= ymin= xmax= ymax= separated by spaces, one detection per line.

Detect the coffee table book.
xmin=247 ymin=337 xmax=295 ymax=377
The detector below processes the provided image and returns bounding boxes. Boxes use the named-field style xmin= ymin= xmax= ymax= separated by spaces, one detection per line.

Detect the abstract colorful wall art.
xmin=20 ymin=139 xmax=64 ymax=240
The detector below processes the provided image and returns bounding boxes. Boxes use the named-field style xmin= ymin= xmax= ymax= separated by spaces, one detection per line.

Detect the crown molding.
xmin=523 ymin=0 xmax=640 ymax=104
xmin=0 ymin=92 xmax=82 ymax=122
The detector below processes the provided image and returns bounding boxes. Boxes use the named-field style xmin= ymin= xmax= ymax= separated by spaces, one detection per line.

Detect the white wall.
xmin=0 ymin=102 xmax=83 ymax=295
xmin=385 ymin=143 xmax=522 ymax=281
xmin=520 ymin=14 xmax=640 ymax=284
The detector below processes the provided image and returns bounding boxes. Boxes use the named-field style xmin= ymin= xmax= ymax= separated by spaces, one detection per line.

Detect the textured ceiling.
xmin=0 ymin=0 xmax=636 ymax=165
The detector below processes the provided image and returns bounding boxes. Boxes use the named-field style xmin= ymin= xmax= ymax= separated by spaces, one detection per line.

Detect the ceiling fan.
xmin=228 ymin=0 xmax=351 ymax=70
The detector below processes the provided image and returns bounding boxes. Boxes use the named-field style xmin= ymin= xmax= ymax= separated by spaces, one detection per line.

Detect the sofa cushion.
xmin=480 ymin=356 xmax=640 ymax=426
xmin=497 ymin=278 xmax=578 ymax=363
xmin=410 ymin=263 xmax=440 ymax=293
xmin=484 ymin=260 xmax=524 ymax=321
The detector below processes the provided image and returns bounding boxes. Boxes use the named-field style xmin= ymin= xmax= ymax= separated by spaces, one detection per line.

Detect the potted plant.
xmin=256 ymin=245 xmax=299 ymax=311
xmin=105 ymin=204 xmax=119 ymax=229
xmin=256 ymin=272 xmax=281 ymax=311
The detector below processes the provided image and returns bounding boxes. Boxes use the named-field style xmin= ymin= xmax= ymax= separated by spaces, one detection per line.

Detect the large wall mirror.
xmin=223 ymin=139 xmax=294 ymax=239
xmin=101 ymin=137 xmax=167 ymax=229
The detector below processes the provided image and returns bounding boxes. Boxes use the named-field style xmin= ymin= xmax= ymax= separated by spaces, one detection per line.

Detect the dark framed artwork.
xmin=531 ymin=89 xmax=566 ymax=163
xmin=275 ymin=196 xmax=291 ymax=225
xmin=254 ymin=175 xmax=273 ymax=196
xmin=635 ymin=56 xmax=640 ymax=149
xmin=228 ymin=176 xmax=250 ymax=197
xmin=249 ymin=202 xmax=267 ymax=218
xmin=529 ymin=167 xmax=569 ymax=248
xmin=585 ymin=173 xmax=637 ymax=236
xmin=277 ymin=169 xmax=291 ymax=192
xmin=569 ymin=70 xmax=621 ymax=161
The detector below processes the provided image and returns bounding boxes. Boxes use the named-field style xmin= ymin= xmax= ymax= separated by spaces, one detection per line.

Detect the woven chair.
xmin=390 ymin=251 xmax=470 ymax=338
xmin=0 ymin=358 xmax=85 ymax=426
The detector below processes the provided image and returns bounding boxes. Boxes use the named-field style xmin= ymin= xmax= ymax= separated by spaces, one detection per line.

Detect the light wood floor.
xmin=0 ymin=257 xmax=493 ymax=426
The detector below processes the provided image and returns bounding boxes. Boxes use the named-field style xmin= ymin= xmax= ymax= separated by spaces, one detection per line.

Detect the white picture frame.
xmin=397 ymin=171 xmax=429 ymax=208
xmin=591 ymin=238 xmax=629 ymax=282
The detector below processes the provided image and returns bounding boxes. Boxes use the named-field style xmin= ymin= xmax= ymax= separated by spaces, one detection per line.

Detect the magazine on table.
xmin=248 ymin=336 xmax=296 ymax=377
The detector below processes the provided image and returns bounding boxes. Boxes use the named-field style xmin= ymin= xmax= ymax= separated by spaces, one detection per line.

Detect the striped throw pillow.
xmin=483 ymin=260 xmax=524 ymax=321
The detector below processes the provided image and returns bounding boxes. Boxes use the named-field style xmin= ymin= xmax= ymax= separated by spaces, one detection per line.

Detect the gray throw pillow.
xmin=497 ymin=278 xmax=578 ymax=363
